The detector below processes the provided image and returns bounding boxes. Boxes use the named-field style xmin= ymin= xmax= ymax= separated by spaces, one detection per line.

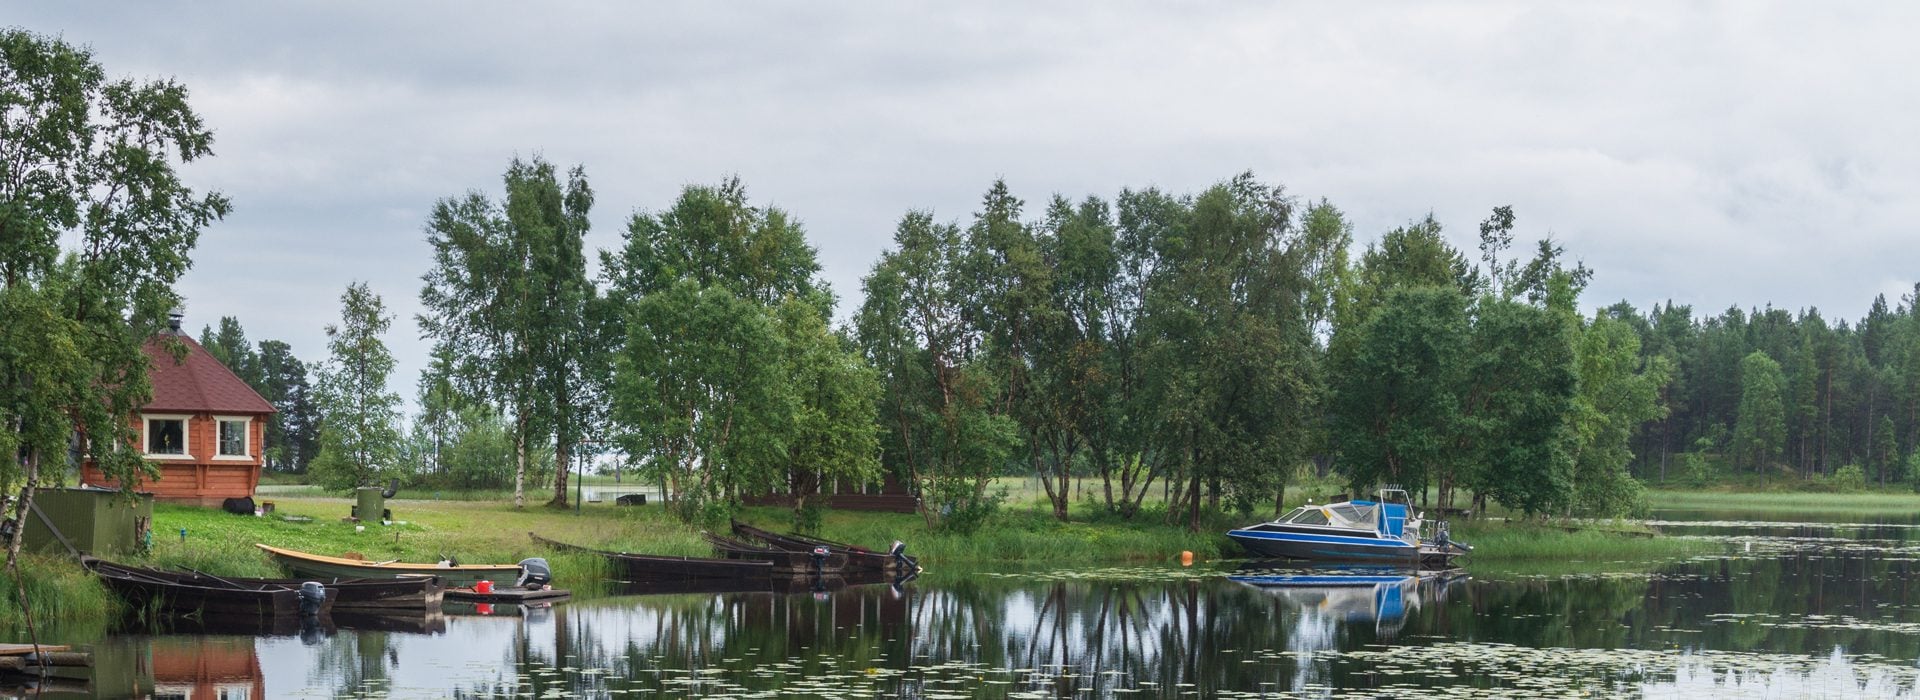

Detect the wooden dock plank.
xmin=0 ymin=643 xmax=70 ymax=656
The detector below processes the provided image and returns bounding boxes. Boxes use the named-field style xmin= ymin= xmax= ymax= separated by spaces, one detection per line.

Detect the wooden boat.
xmin=528 ymin=533 xmax=773 ymax=581
xmin=445 ymin=586 xmax=572 ymax=603
xmin=81 ymin=556 xmax=334 ymax=619
xmin=703 ymin=531 xmax=849 ymax=575
xmin=255 ymin=543 xmax=522 ymax=588
xmin=730 ymin=521 xmax=920 ymax=574
xmin=82 ymin=558 xmax=443 ymax=610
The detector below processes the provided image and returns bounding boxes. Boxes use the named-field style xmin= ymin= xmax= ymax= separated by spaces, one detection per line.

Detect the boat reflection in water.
xmin=1230 ymin=563 xmax=1466 ymax=638
xmin=1232 ymin=563 xmax=1466 ymax=695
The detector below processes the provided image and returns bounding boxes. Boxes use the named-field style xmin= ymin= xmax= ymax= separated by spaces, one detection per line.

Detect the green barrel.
xmin=355 ymin=487 xmax=386 ymax=522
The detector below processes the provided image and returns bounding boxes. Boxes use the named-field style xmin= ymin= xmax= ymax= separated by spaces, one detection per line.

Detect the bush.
xmin=1831 ymin=464 xmax=1868 ymax=492
xmin=1678 ymin=451 xmax=1715 ymax=488
xmin=1908 ymin=452 xmax=1920 ymax=493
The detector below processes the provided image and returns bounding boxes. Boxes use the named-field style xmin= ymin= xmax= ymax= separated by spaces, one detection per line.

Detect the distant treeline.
xmin=1613 ymin=295 xmax=1920 ymax=486
xmin=215 ymin=164 xmax=1919 ymax=530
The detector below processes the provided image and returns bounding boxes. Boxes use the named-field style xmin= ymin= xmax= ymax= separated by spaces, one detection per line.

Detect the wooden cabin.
xmin=81 ymin=329 xmax=275 ymax=507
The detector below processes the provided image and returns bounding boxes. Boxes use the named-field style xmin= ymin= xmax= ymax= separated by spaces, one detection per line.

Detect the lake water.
xmin=15 ymin=510 xmax=1920 ymax=698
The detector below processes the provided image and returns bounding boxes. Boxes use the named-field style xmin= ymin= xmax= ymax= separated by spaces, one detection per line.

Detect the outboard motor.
xmin=299 ymin=581 xmax=328 ymax=617
xmin=1435 ymin=521 xmax=1473 ymax=553
xmin=515 ymin=557 xmax=552 ymax=590
xmin=810 ymin=546 xmax=830 ymax=573
xmin=889 ymin=541 xmax=917 ymax=572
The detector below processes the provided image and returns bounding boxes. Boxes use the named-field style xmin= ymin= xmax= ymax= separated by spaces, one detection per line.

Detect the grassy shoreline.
xmin=5 ymin=492 xmax=1710 ymax=633
xmin=1648 ymin=488 xmax=1920 ymax=516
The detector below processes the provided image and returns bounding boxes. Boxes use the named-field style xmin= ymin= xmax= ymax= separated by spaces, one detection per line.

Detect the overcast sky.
xmin=16 ymin=3 xmax=1918 ymax=405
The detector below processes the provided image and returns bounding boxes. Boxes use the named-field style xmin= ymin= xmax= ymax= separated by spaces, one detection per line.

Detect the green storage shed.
xmin=21 ymin=487 xmax=153 ymax=557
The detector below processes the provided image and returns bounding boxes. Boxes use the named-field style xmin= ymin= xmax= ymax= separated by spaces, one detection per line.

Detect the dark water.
xmin=15 ymin=511 xmax=1920 ymax=699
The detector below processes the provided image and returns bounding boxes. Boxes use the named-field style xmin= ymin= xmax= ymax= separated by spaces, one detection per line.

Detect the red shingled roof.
xmin=143 ymin=335 xmax=277 ymax=414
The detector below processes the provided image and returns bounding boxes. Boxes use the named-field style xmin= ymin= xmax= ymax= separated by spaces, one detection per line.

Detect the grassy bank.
xmin=6 ymin=490 xmax=1714 ymax=631
xmin=145 ymin=496 xmax=713 ymax=580
xmin=0 ymin=554 xmax=118 ymax=633
xmin=737 ymin=504 xmax=1706 ymax=566
xmin=736 ymin=506 xmax=1234 ymax=566
xmin=1447 ymin=519 xmax=1708 ymax=562
xmin=1648 ymin=489 xmax=1920 ymax=516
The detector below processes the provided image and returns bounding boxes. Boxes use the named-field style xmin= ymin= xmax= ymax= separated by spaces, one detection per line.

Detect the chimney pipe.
xmin=167 ymin=308 xmax=184 ymax=334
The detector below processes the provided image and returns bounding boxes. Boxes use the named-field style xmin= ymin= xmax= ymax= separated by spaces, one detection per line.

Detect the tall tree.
xmin=0 ymin=29 xmax=231 ymax=574
xmin=255 ymin=339 xmax=319 ymax=472
xmin=606 ymin=179 xmax=863 ymax=525
xmin=1565 ymin=316 xmax=1669 ymax=516
xmin=857 ymin=211 xmax=1019 ymax=531
xmin=420 ymin=156 xmax=596 ymax=508
xmin=773 ymin=295 xmax=883 ymax=529
xmin=1145 ymin=174 xmax=1319 ymax=530
xmin=310 ymin=283 xmax=403 ymax=492
xmin=198 ymin=316 xmax=260 ymax=385
xmin=1330 ymin=287 xmax=1469 ymax=503
xmin=1731 ymin=350 xmax=1787 ymax=474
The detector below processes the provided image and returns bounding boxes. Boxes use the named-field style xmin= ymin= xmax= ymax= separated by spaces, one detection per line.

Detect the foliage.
xmin=1907 ymin=450 xmax=1920 ymax=492
xmin=1565 ymin=316 xmax=1670 ymax=516
xmin=1678 ymin=449 xmax=1717 ymax=488
xmin=0 ymin=28 xmax=230 ymax=571
xmin=605 ymin=178 xmax=875 ymax=527
xmin=255 ymin=338 xmax=320 ymax=472
xmin=310 ymin=282 xmax=404 ymax=492
xmin=419 ymin=156 xmax=599 ymax=508
xmin=856 ymin=209 xmax=1019 ymax=531
xmin=1830 ymin=464 xmax=1868 ymax=491
xmin=1731 ymin=351 xmax=1787 ymax=473
xmin=404 ymin=406 xmax=553 ymax=490
xmin=1330 ymin=286 xmax=1468 ymax=498
xmin=773 ymin=296 xmax=883 ymax=529
xmin=200 ymin=318 xmax=318 ymax=472
xmin=1144 ymin=175 xmax=1322 ymax=528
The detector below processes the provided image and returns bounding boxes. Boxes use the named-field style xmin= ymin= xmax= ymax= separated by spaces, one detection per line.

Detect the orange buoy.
xmin=1180 ymin=551 xmax=1194 ymax=566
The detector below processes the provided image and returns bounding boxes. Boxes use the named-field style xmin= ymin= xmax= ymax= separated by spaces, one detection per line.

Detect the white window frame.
xmin=213 ymin=415 xmax=253 ymax=460
xmin=142 ymin=414 xmax=192 ymax=460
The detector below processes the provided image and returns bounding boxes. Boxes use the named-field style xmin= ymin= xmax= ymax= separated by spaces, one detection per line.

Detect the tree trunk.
xmin=4 ymin=448 xmax=40 ymax=569
xmin=513 ymin=411 xmax=527 ymax=509
xmin=550 ymin=379 xmax=572 ymax=508
xmin=551 ymin=437 xmax=572 ymax=509
xmin=1186 ymin=469 xmax=1202 ymax=533
xmin=1272 ymin=477 xmax=1287 ymax=519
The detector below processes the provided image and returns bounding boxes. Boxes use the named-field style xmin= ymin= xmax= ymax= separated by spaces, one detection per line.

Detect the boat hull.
xmin=256 ymin=544 xmax=521 ymax=588
xmin=529 ymin=533 xmax=775 ymax=581
xmin=1227 ymin=528 xmax=1421 ymax=563
xmin=86 ymin=558 xmax=442 ymax=610
xmin=730 ymin=521 xmax=919 ymax=574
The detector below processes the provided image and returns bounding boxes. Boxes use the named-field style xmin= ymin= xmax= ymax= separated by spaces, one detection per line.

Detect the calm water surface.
xmin=17 ymin=510 xmax=1920 ymax=699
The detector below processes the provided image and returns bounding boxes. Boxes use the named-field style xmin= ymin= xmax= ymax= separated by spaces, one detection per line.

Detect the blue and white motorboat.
xmin=1226 ymin=488 xmax=1470 ymax=567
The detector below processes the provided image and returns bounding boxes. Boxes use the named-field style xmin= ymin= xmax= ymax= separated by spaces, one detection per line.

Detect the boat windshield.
xmin=1283 ymin=507 xmax=1331 ymax=526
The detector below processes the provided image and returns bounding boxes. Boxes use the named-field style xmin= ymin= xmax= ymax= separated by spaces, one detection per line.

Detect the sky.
xmin=14 ymin=2 xmax=1919 ymax=405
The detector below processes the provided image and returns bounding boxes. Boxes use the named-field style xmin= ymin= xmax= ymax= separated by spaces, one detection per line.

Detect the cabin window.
xmin=217 ymin=417 xmax=250 ymax=457
xmin=143 ymin=415 xmax=188 ymax=457
xmin=1288 ymin=508 xmax=1331 ymax=526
